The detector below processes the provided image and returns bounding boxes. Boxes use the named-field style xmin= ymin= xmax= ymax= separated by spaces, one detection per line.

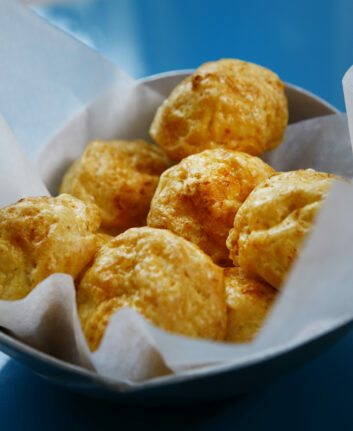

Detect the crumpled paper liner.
xmin=0 ymin=0 xmax=129 ymax=159
xmin=343 ymin=65 xmax=353 ymax=152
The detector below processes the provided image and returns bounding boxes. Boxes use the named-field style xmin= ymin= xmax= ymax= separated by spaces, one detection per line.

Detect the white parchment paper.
xmin=343 ymin=66 xmax=353 ymax=152
xmin=1 ymin=0 xmax=353 ymax=390
xmin=0 ymin=0 xmax=130 ymax=158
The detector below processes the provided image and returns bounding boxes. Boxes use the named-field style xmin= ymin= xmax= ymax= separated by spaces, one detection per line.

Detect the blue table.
xmin=2 ymin=0 xmax=353 ymax=428
xmin=1 ymin=331 xmax=353 ymax=429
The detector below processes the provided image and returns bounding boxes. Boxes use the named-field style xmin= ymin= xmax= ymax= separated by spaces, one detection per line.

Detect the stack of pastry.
xmin=0 ymin=59 xmax=340 ymax=352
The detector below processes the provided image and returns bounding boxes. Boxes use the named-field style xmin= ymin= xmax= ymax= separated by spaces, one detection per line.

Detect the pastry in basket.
xmin=226 ymin=169 xmax=338 ymax=289
xmin=224 ymin=267 xmax=276 ymax=342
xmin=59 ymin=139 xmax=171 ymax=235
xmin=77 ymin=226 xmax=226 ymax=351
xmin=95 ymin=232 xmax=113 ymax=249
xmin=0 ymin=194 xmax=101 ymax=301
xmin=150 ymin=58 xmax=288 ymax=161
xmin=147 ymin=149 xmax=275 ymax=266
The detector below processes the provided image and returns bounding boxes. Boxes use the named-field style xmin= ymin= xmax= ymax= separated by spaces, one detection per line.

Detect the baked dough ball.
xmin=224 ymin=267 xmax=276 ymax=342
xmin=227 ymin=170 xmax=336 ymax=289
xmin=77 ymin=227 xmax=226 ymax=351
xmin=147 ymin=149 xmax=275 ymax=266
xmin=150 ymin=59 xmax=288 ymax=161
xmin=59 ymin=139 xmax=171 ymax=235
xmin=0 ymin=194 xmax=101 ymax=301
xmin=95 ymin=233 xmax=113 ymax=249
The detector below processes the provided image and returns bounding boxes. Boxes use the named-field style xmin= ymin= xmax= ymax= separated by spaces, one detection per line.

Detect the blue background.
xmin=1 ymin=0 xmax=353 ymax=429
xmin=34 ymin=0 xmax=353 ymax=111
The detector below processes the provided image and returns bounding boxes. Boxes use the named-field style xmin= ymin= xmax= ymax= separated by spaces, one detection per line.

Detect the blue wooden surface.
xmin=1 ymin=0 xmax=353 ymax=428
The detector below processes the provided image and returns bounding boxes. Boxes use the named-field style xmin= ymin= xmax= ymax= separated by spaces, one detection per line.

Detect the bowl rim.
xmin=1 ymin=308 xmax=353 ymax=393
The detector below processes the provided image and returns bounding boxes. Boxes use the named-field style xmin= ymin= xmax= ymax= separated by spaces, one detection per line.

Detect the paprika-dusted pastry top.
xmin=59 ymin=139 xmax=171 ymax=235
xmin=148 ymin=149 xmax=275 ymax=266
xmin=150 ymin=59 xmax=288 ymax=161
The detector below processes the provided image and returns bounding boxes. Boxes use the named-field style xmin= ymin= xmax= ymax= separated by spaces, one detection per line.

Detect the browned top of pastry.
xmin=59 ymin=139 xmax=171 ymax=235
xmin=150 ymin=58 xmax=288 ymax=161
xmin=148 ymin=149 xmax=275 ymax=265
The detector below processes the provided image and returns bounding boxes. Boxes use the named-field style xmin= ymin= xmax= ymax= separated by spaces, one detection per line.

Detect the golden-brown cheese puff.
xmin=0 ymin=194 xmax=101 ymax=301
xmin=226 ymin=170 xmax=337 ymax=289
xmin=95 ymin=233 xmax=114 ymax=249
xmin=150 ymin=59 xmax=288 ymax=161
xmin=147 ymin=149 xmax=275 ymax=266
xmin=77 ymin=227 xmax=226 ymax=351
xmin=224 ymin=267 xmax=276 ymax=342
xmin=59 ymin=139 xmax=171 ymax=235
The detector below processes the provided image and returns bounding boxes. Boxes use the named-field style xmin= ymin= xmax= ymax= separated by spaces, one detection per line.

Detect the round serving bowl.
xmin=0 ymin=71 xmax=344 ymax=404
